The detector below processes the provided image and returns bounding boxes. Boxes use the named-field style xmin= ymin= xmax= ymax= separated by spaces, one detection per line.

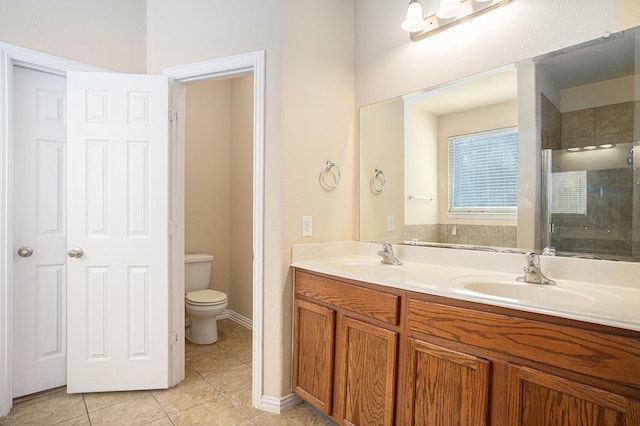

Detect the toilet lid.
xmin=186 ymin=289 xmax=227 ymax=305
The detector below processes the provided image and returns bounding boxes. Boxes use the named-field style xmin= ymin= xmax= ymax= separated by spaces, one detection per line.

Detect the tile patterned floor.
xmin=2 ymin=319 xmax=336 ymax=425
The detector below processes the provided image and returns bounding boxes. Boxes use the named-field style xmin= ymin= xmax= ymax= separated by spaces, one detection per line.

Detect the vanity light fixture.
xmin=566 ymin=144 xmax=616 ymax=153
xmin=401 ymin=0 xmax=515 ymax=41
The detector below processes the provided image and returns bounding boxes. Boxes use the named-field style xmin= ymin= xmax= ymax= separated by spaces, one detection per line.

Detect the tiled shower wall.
xmin=543 ymin=98 xmax=639 ymax=261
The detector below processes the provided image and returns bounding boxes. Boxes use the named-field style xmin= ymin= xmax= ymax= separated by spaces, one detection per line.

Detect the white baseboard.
xmin=259 ymin=393 xmax=301 ymax=414
xmin=223 ymin=309 xmax=253 ymax=330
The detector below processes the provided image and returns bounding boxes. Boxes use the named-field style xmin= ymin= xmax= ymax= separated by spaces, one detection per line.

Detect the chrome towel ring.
xmin=320 ymin=161 xmax=341 ymax=190
xmin=371 ymin=168 xmax=386 ymax=193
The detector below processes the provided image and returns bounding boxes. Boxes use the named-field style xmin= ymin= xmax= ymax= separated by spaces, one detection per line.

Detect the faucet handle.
xmin=378 ymin=242 xmax=392 ymax=251
xmin=525 ymin=252 xmax=539 ymax=267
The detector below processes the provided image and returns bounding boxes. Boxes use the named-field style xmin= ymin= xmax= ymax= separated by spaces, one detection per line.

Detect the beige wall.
xmin=354 ymin=0 xmax=635 ymax=108
xmin=184 ymin=80 xmax=232 ymax=296
xmin=184 ymin=76 xmax=253 ymax=320
xmin=561 ymin=75 xmax=639 ymax=112
xmin=145 ymin=0 xmax=286 ymax=398
xmin=279 ymin=0 xmax=355 ymax=395
xmin=147 ymin=0 xmax=355 ymax=398
xmin=360 ymin=97 xmax=404 ymax=242
xmin=0 ymin=0 xmax=146 ymax=73
xmin=229 ymin=77 xmax=254 ymax=320
xmin=406 ymin=107 xmax=439 ymax=225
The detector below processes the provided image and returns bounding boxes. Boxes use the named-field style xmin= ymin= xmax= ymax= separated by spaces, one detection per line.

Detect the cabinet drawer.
xmin=408 ymin=298 xmax=640 ymax=388
xmin=295 ymin=270 xmax=400 ymax=325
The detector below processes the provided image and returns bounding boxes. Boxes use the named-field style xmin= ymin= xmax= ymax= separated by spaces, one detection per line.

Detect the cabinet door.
xmin=405 ymin=339 xmax=490 ymax=426
xmin=293 ymin=298 xmax=336 ymax=414
xmin=337 ymin=316 xmax=398 ymax=426
xmin=508 ymin=365 xmax=640 ymax=425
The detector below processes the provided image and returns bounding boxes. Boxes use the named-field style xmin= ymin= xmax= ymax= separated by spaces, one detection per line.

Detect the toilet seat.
xmin=186 ymin=289 xmax=228 ymax=306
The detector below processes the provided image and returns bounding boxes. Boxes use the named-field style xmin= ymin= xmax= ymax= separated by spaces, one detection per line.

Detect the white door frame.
xmin=0 ymin=44 xmax=267 ymax=416
xmin=162 ymin=50 xmax=265 ymax=410
xmin=0 ymin=42 xmax=105 ymax=416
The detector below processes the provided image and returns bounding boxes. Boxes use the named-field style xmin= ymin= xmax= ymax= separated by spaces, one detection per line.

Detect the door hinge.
xmin=169 ymin=331 xmax=179 ymax=347
xmin=169 ymin=106 xmax=178 ymax=122
xmin=168 ymin=221 xmax=178 ymax=236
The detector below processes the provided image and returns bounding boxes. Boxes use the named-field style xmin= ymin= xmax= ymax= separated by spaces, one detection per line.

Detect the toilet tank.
xmin=184 ymin=253 xmax=213 ymax=293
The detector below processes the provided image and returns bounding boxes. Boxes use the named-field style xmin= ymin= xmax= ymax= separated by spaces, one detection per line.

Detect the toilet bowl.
xmin=185 ymin=289 xmax=228 ymax=344
xmin=185 ymin=254 xmax=228 ymax=344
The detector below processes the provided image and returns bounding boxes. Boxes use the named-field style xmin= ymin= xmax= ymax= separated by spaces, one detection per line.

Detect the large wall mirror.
xmin=360 ymin=25 xmax=639 ymax=262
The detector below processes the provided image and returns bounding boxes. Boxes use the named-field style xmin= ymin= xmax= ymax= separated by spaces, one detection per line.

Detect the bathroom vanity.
xmin=291 ymin=248 xmax=640 ymax=425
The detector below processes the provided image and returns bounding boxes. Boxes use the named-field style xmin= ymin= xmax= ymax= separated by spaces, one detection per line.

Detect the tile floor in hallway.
xmin=2 ymin=319 xmax=336 ymax=425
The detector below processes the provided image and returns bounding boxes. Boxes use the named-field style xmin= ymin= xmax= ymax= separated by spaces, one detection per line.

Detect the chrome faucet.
xmin=518 ymin=252 xmax=556 ymax=285
xmin=378 ymin=242 xmax=402 ymax=266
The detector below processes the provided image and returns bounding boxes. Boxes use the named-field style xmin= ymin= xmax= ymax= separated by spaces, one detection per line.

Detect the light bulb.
xmin=436 ymin=0 xmax=463 ymax=19
xmin=401 ymin=1 xmax=427 ymax=32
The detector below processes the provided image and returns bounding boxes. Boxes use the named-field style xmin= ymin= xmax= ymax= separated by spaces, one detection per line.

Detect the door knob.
xmin=67 ymin=248 xmax=84 ymax=258
xmin=17 ymin=246 xmax=33 ymax=257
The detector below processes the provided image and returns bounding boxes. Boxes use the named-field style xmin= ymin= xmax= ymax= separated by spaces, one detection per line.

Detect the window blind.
xmin=448 ymin=127 xmax=518 ymax=214
xmin=551 ymin=170 xmax=587 ymax=214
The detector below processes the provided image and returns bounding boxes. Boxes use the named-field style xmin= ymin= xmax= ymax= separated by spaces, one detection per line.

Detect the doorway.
xmin=164 ymin=52 xmax=265 ymax=410
xmin=1 ymin=46 xmax=266 ymax=415
xmin=184 ymin=77 xmax=254 ymax=326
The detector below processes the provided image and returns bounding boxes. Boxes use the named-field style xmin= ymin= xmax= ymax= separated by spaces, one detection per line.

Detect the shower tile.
xmin=562 ymin=108 xmax=595 ymax=140
xmin=596 ymin=101 xmax=634 ymax=135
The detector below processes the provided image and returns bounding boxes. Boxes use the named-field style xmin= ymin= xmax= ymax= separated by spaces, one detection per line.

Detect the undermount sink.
xmin=458 ymin=277 xmax=622 ymax=307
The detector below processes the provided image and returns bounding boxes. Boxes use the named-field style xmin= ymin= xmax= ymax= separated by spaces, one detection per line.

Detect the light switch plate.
xmin=302 ymin=216 xmax=312 ymax=237
xmin=387 ymin=215 xmax=395 ymax=231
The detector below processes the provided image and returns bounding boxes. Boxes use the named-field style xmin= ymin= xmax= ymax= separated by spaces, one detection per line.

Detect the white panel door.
xmin=66 ymin=72 xmax=169 ymax=392
xmin=12 ymin=66 xmax=68 ymax=398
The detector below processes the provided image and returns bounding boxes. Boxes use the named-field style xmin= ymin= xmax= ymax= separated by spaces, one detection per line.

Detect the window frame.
xmin=447 ymin=126 xmax=519 ymax=220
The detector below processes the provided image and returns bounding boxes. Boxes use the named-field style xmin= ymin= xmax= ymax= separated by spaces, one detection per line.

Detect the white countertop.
xmin=291 ymin=243 xmax=640 ymax=332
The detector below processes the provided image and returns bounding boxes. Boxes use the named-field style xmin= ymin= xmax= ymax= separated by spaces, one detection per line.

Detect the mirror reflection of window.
xmin=551 ymin=171 xmax=586 ymax=215
xmin=448 ymin=126 xmax=518 ymax=218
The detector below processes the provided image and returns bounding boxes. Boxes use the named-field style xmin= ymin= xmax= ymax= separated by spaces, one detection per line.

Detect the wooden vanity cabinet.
xmin=293 ymin=269 xmax=640 ymax=425
xmin=405 ymin=338 xmax=490 ymax=425
xmin=406 ymin=293 xmax=640 ymax=426
xmin=507 ymin=365 xmax=640 ymax=425
xmin=293 ymin=298 xmax=335 ymax=414
xmin=293 ymin=269 xmax=404 ymax=425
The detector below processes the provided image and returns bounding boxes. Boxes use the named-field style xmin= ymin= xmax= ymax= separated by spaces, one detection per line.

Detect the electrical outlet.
xmin=387 ymin=215 xmax=395 ymax=232
xmin=302 ymin=216 xmax=312 ymax=237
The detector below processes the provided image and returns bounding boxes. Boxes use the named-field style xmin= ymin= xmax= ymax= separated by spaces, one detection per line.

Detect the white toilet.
xmin=184 ymin=253 xmax=228 ymax=344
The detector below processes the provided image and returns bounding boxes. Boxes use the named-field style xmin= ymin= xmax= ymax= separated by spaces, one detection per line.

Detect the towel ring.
xmin=320 ymin=161 xmax=341 ymax=190
xmin=371 ymin=168 xmax=386 ymax=193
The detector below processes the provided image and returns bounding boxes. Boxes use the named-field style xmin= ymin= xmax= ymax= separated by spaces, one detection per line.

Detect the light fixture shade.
xmin=401 ymin=0 xmax=427 ymax=32
xmin=436 ymin=0 xmax=463 ymax=19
